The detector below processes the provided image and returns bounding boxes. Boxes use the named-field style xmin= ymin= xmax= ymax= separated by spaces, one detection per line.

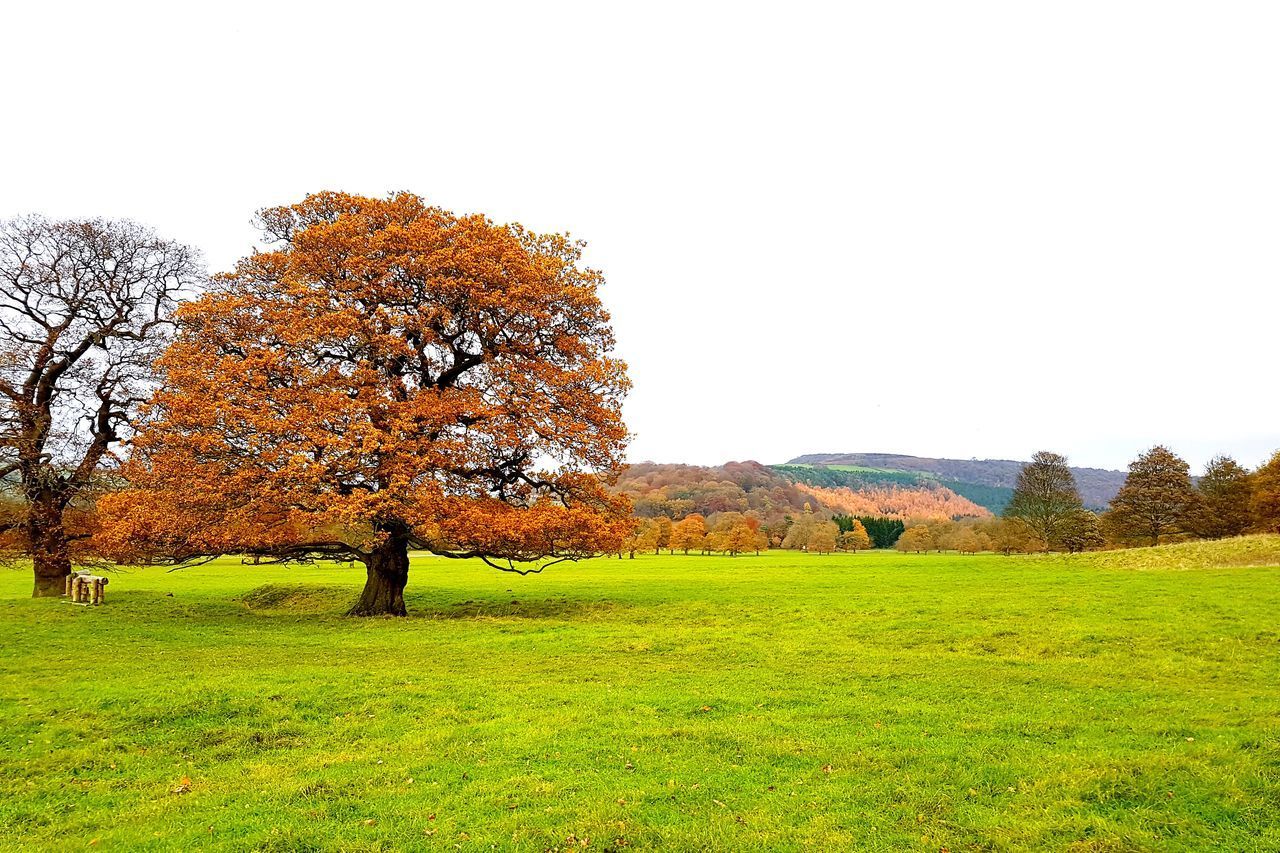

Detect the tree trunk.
xmin=29 ymin=494 xmax=71 ymax=598
xmin=347 ymin=529 xmax=410 ymax=617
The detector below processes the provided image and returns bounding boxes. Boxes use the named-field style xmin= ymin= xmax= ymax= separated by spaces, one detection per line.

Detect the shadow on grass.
xmin=239 ymin=582 xmax=631 ymax=621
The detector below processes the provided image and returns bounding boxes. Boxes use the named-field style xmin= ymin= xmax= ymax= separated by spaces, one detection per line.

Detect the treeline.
xmin=891 ymin=446 xmax=1280 ymax=555
xmin=617 ymin=445 xmax=1280 ymax=558
xmin=619 ymin=507 xmax=890 ymax=556
xmin=616 ymin=462 xmax=829 ymax=527
xmin=614 ymin=461 xmax=1002 ymax=556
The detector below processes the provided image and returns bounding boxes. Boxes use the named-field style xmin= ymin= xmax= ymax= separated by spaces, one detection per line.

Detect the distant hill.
xmin=783 ymin=452 xmax=1128 ymax=511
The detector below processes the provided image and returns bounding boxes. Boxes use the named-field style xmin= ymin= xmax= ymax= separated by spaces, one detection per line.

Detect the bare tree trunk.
xmin=347 ymin=528 xmax=409 ymax=617
xmin=29 ymin=494 xmax=71 ymax=598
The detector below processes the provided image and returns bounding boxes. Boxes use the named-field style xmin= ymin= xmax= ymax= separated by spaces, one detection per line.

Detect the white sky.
xmin=2 ymin=1 xmax=1277 ymax=473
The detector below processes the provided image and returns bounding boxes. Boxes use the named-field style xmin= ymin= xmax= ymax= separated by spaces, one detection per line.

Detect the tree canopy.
xmin=1004 ymin=451 xmax=1084 ymax=550
xmin=1103 ymin=446 xmax=1200 ymax=546
xmin=1253 ymin=451 xmax=1280 ymax=534
xmin=1195 ymin=455 xmax=1254 ymax=539
xmin=98 ymin=192 xmax=631 ymax=615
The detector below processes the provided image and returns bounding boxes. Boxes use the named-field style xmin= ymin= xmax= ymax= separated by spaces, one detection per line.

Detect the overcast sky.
xmin=2 ymin=1 xmax=1276 ymax=472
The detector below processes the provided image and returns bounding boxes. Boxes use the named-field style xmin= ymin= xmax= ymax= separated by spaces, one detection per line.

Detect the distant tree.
xmin=704 ymin=512 xmax=753 ymax=555
xmin=981 ymin=517 xmax=1042 ymax=555
xmin=1194 ymin=455 xmax=1255 ymax=538
xmin=669 ymin=514 xmax=706 ymax=554
xmin=782 ymin=505 xmax=818 ymax=550
xmin=1103 ymin=446 xmax=1201 ymax=546
xmin=1004 ymin=451 xmax=1084 ymax=550
xmin=1059 ymin=510 xmax=1105 ymax=553
xmin=953 ymin=528 xmax=982 ymax=554
xmin=808 ymin=521 xmax=839 ymax=554
xmin=622 ymin=519 xmax=660 ymax=558
xmin=725 ymin=521 xmax=757 ymax=556
xmin=762 ymin=518 xmax=789 ymax=549
xmin=838 ymin=520 xmax=871 ymax=551
xmin=654 ymin=516 xmax=673 ymax=554
xmin=858 ymin=516 xmax=905 ymax=549
xmin=895 ymin=525 xmax=933 ymax=553
xmin=1252 ymin=451 xmax=1280 ymax=534
xmin=0 ymin=216 xmax=202 ymax=596
xmin=929 ymin=519 xmax=958 ymax=552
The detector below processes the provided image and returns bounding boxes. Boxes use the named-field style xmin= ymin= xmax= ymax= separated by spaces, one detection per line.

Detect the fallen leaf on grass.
xmin=171 ymin=775 xmax=192 ymax=795
xmin=362 ymin=819 xmax=376 ymax=827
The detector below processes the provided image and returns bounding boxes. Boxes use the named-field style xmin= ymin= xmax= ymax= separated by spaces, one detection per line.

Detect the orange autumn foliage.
xmin=795 ymin=483 xmax=990 ymax=522
xmin=97 ymin=192 xmax=632 ymax=615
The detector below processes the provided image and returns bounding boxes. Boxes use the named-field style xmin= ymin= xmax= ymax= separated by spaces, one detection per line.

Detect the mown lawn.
xmin=2 ymin=542 xmax=1279 ymax=851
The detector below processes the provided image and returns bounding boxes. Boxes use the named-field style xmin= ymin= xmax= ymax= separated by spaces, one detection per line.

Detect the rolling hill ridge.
xmin=782 ymin=452 xmax=1128 ymax=511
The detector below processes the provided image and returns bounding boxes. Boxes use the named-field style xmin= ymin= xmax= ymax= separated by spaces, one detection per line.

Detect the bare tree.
xmin=0 ymin=216 xmax=201 ymax=595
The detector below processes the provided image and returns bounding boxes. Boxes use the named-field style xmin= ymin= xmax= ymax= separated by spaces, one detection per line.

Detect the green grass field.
xmin=3 ymin=541 xmax=1280 ymax=851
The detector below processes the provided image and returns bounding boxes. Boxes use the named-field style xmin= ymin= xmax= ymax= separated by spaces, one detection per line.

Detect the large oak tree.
xmin=98 ymin=192 xmax=631 ymax=615
xmin=0 ymin=216 xmax=200 ymax=596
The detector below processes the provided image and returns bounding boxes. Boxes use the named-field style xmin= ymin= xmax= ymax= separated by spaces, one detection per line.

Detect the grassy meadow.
xmin=2 ymin=541 xmax=1279 ymax=851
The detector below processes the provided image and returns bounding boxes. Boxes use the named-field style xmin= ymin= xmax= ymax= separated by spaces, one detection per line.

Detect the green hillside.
xmin=789 ymin=453 xmax=1126 ymax=509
